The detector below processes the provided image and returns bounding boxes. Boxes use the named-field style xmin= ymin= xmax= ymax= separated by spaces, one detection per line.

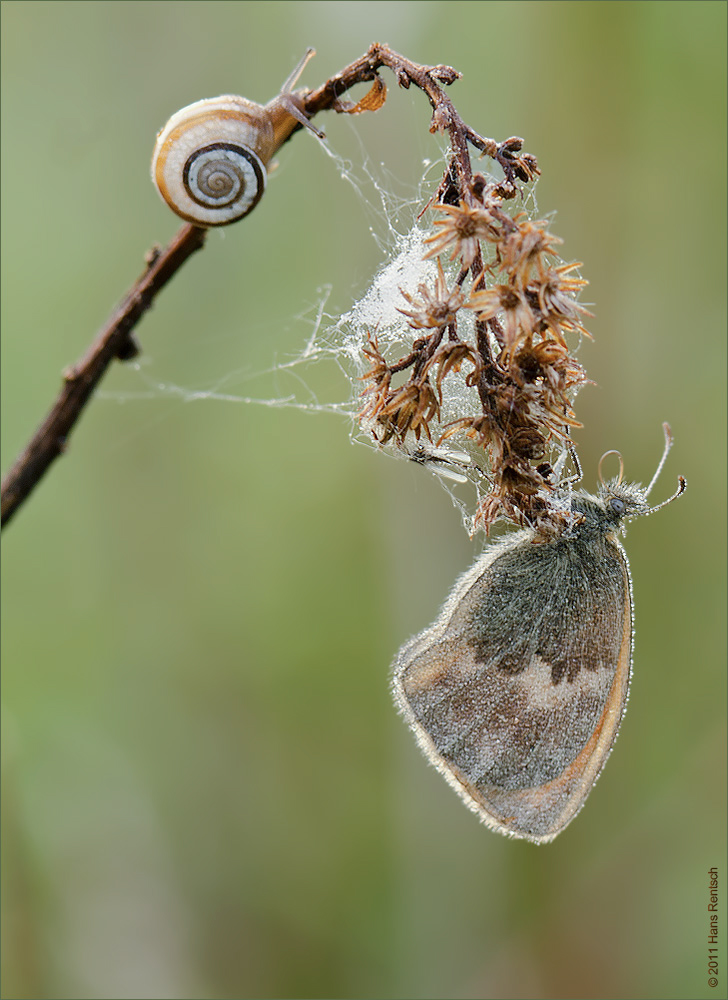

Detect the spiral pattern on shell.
xmin=152 ymin=96 xmax=275 ymax=227
xmin=185 ymin=142 xmax=264 ymax=216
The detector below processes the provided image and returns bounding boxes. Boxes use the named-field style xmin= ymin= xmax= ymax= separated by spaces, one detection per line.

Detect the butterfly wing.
xmin=392 ymin=531 xmax=633 ymax=842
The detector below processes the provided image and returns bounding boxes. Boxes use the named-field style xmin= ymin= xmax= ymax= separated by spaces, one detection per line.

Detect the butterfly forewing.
xmin=392 ymin=529 xmax=633 ymax=842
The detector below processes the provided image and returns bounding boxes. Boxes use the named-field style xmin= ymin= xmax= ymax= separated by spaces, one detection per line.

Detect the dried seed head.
xmin=355 ymin=136 xmax=591 ymax=532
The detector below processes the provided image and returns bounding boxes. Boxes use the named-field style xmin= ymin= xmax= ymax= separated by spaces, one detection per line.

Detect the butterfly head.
xmin=544 ymin=423 xmax=686 ymax=543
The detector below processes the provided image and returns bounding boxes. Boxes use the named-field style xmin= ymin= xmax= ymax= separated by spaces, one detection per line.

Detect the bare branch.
xmin=1 ymin=225 xmax=206 ymax=525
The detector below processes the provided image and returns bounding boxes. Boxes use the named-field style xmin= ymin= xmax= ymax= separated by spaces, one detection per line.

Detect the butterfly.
xmin=392 ymin=425 xmax=686 ymax=842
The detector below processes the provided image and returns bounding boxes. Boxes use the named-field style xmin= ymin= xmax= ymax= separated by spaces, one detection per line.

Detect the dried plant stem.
xmin=304 ymin=44 xmax=529 ymax=197
xmin=1 ymin=225 xmax=206 ymax=525
xmin=1 ymin=43 xmax=525 ymax=529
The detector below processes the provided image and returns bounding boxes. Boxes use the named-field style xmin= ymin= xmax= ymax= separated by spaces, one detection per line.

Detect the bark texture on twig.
xmin=1 ymin=225 xmax=206 ymax=525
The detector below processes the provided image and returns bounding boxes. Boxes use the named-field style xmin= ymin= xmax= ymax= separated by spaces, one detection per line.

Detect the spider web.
xmin=105 ymin=127 xmax=569 ymax=532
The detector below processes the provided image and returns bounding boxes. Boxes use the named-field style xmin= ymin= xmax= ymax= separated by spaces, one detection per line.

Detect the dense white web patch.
xmin=331 ymin=225 xmax=490 ymax=526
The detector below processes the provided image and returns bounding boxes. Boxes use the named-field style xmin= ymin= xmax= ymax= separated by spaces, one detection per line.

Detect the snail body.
xmin=152 ymin=50 xmax=318 ymax=227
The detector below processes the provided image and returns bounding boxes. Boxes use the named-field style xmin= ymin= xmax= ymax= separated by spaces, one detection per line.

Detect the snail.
xmin=152 ymin=49 xmax=321 ymax=227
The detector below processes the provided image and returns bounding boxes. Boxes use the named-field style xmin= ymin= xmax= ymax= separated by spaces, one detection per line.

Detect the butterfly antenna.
xmin=598 ymin=450 xmax=624 ymax=486
xmin=646 ymin=475 xmax=687 ymax=515
xmin=646 ymin=422 xmax=673 ymax=496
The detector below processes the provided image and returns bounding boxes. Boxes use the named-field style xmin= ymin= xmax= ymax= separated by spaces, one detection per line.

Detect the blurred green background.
xmin=2 ymin=3 xmax=725 ymax=998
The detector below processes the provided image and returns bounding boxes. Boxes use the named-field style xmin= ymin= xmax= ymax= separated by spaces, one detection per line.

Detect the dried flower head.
xmin=423 ymin=200 xmax=510 ymax=269
xmin=398 ymin=259 xmax=466 ymax=329
xmin=355 ymin=118 xmax=593 ymax=533
xmin=497 ymin=218 xmax=563 ymax=289
xmin=466 ymin=283 xmax=534 ymax=351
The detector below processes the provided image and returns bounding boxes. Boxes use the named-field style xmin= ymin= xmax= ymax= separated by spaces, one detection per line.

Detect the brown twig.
xmin=302 ymin=44 xmax=529 ymax=195
xmin=1 ymin=42 xmax=527 ymax=529
xmin=1 ymin=225 xmax=206 ymax=525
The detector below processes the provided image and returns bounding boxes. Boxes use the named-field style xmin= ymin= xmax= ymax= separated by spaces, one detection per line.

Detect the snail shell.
xmin=151 ymin=93 xmax=305 ymax=227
